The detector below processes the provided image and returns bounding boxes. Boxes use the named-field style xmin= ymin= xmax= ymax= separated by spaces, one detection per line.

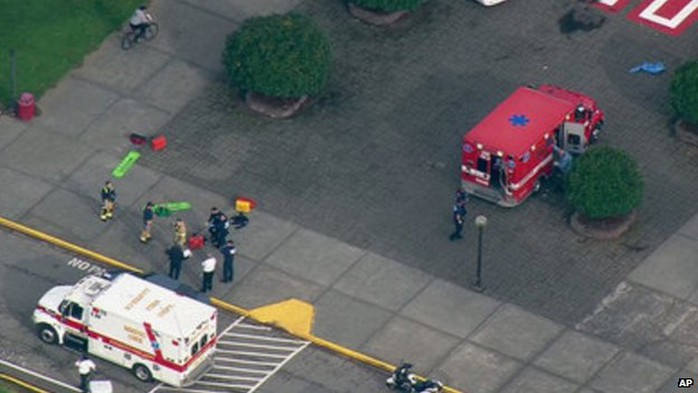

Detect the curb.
xmin=0 ymin=215 xmax=463 ymax=393
xmin=0 ymin=374 xmax=51 ymax=393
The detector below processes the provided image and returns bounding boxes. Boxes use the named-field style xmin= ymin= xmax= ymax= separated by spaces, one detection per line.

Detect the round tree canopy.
xmin=222 ymin=13 xmax=331 ymax=98
xmin=568 ymin=146 xmax=644 ymax=220
xmin=671 ymin=61 xmax=698 ymax=125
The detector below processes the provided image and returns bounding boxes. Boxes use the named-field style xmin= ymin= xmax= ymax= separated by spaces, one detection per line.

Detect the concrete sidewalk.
xmin=0 ymin=0 xmax=696 ymax=392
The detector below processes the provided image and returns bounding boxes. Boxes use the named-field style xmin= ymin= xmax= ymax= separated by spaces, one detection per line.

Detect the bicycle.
xmin=121 ymin=21 xmax=159 ymax=50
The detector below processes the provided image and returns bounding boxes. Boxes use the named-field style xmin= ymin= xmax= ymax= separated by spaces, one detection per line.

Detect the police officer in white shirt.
xmin=75 ymin=353 xmax=96 ymax=393
xmin=201 ymin=254 xmax=217 ymax=293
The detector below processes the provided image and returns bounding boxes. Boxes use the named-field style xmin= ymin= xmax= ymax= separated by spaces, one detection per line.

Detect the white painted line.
xmin=236 ymin=323 xmax=271 ymax=331
xmin=215 ymin=358 xmax=278 ymax=367
xmin=197 ymin=380 xmax=255 ymax=388
xmin=214 ymin=349 xmax=289 ymax=359
xmin=0 ymin=359 xmax=80 ymax=392
xmin=204 ymin=373 xmax=262 ymax=382
xmin=153 ymin=387 xmax=228 ymax=393
xmin=217 ymin=341 xmax=300 ymax=352
xmin=217 ymin=316 xmax=245 ymax=337
xmin=247 ymin=340 xmax=311 ymax=393
xmin=211 ymin=365 xmax=268 ymax=374
xmin=222 ymin=332 xmax=307 ymax=344
xmin=146 ymin=383 xmax=164 ymax=393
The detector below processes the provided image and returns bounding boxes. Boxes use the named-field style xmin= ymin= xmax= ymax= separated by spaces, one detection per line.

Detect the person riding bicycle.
xmin=129 ymin=5 xmax=153 ymax=42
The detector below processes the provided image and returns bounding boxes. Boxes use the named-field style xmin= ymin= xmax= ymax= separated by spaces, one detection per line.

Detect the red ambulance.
xmin=461 ymin=85 xmax=604 ymax=207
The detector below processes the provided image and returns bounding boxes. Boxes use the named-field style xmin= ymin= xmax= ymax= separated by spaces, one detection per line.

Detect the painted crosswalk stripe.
xmin=150 ymin=317 xmax=309 ymax=393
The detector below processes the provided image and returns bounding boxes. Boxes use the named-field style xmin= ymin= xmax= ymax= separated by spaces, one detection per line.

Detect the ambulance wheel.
xmin=533 ymin=179 xmax=542 ymax=193
xmin=133 ymin=364 xmax=153 ymax=382
xmin=37 ymin=324 xmax=58 ymax=345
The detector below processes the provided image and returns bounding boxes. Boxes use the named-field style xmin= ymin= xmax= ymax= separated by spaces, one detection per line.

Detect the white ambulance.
xmin=32 ymin=273 xmax=217 ymax=387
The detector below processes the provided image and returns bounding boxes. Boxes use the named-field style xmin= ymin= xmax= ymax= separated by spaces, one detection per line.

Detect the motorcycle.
xmin=386 ymin=363 xmax=444 ymax=393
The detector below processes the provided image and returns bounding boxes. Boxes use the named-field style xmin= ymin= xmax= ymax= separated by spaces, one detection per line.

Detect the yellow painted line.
xmin=0 ymin=216 xmax=142 ymax=274
xmin=0 ymin=216 xmax=463 ymax=393
xmin=0 ymin=373 xmax=51 ymax=393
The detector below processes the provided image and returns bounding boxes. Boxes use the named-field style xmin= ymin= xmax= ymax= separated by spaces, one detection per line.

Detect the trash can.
xmin=17 ymin=92 xmax=35 ymax=121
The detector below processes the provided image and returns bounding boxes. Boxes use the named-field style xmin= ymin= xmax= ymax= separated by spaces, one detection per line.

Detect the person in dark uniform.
xmin=168 ymin=244 xmax=184 ymax=280
xmin=213 ymin=213 xmax=229 ymax=248
xmin=140 ymin=202 xmax=155 ymax=243
xmin=99 ymin=181 xmax=116 ymax=222
xmin=455 ymin=187 xmax=469 ymax=206
xmin=449 ymin=202 xmax=467 ymax=241
xmin=220 ymin=240 xmax=236 ymax=283
xmin=208 ymin=207 xmax=223 ymax=245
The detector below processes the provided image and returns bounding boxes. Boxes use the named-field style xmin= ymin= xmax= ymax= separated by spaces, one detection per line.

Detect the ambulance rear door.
xmin=562 ymin=122 xmax=587 ymax=154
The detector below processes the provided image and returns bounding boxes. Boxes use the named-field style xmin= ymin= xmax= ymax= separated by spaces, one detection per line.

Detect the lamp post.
xmin=472 ymin=215 xmax=488 ymax=293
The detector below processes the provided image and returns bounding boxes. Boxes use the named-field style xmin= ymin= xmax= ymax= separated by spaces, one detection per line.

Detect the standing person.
xmin=220 ymin=240 xmax=236 ymax=283
xmin=99 ymin=181 xmax=116 ymax=222
xmin=207 ymin=207 xmax=222 ymax=245
xmin=201 ymin=253 xmax=216 ymax=293
xmin=168 ymin=244 xmax=184 ymax=280
xmin=140 ymin=202 xmax=155 ymax=243
xmin=455 ymin=187 xmax=469 ymax=206
xmin=75 ymin=353 xmax=96 ymax=393
xmin=213 ymin=212 xmax=229 ymax=248
xmin=173 ymin=218 xmax=187 ymax=247
xmin=449 ymin=202 xmax=467 ymax=241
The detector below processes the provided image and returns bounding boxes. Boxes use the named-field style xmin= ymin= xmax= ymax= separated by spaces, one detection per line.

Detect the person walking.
xmin=99 ymin=181 xmax=116 ymax=222
xmin=140 ymin=202 xmax=155 ymax=243
xmin=201 ymin=253 xmax=216 ymax=293
xmin=220 ymin=240 xmax=236 ymax=283
xmin=173 ymin=218 xmax=187 ymax=248
xmin=449 ymin=201 xmax=467 ymax=241
xmin=168 ymin=244 xmax=185 ymax=280
xmin=75 ymin=353 xmax=96 ymax=393
xmin=455 ymin=187 xmax=469 ymax=206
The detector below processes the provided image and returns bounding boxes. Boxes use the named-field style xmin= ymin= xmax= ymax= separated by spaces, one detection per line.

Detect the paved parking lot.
xmin=0 ymin=229 xmax=387 ymax=393
xmin=139 ymin=0 xmax=698 ymax=325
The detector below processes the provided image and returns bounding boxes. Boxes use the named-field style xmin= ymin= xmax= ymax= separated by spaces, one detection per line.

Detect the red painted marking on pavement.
xmin=592 ymin=0 xmax=634 ymax=13
xmin=627 ymin=0 xmax=698 ymax=36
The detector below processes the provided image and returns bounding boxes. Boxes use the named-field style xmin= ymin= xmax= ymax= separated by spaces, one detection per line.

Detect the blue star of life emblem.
xmin=509 ymin=114 xmax=530 ymax=127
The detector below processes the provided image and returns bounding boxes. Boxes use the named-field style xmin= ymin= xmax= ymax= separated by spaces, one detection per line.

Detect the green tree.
xmin=568 ymin=146 xmax=643 ymax=219
xmin=351 ymin=0 xmax=424 ymax=12
xmin=670 ymin=61 xmax=698 ymax=125
xmin=222 ymin=13 xmax=330 ymax=99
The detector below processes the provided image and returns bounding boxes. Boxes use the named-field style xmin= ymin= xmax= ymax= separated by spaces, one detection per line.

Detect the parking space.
xmin=0 ymin=228 xmax=387 ymax=393
xmin=151 ymin=317 xmax=310 ymax=393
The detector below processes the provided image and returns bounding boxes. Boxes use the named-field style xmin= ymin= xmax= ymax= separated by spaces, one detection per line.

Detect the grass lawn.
xmin=0 ymin=0 xmax=143 ymax=108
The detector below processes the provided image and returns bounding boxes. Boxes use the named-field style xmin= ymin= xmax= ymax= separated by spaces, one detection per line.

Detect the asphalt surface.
xmin=1 ymin=0 xmax=698 ymax=392
xmin=0 ymin=228 xmax=388 ymax=393
xmin=139 ymin=0 xmax=698 ymax=325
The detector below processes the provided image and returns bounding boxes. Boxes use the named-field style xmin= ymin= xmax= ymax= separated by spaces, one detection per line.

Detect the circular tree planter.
xmin=567 ymin=146 xmax=644 ymax=240
xmin=570 ymin=210 xmax=638 ymax=240
xmin=347 ymin=3 xmax=409 ymax=26
xmin=244 ymin=92 xmax=309 ymax=119
xmin=347 ymin=0 xmax=424 ymax=26
xmin=222 ymin=13 xmax=330 ymax=118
